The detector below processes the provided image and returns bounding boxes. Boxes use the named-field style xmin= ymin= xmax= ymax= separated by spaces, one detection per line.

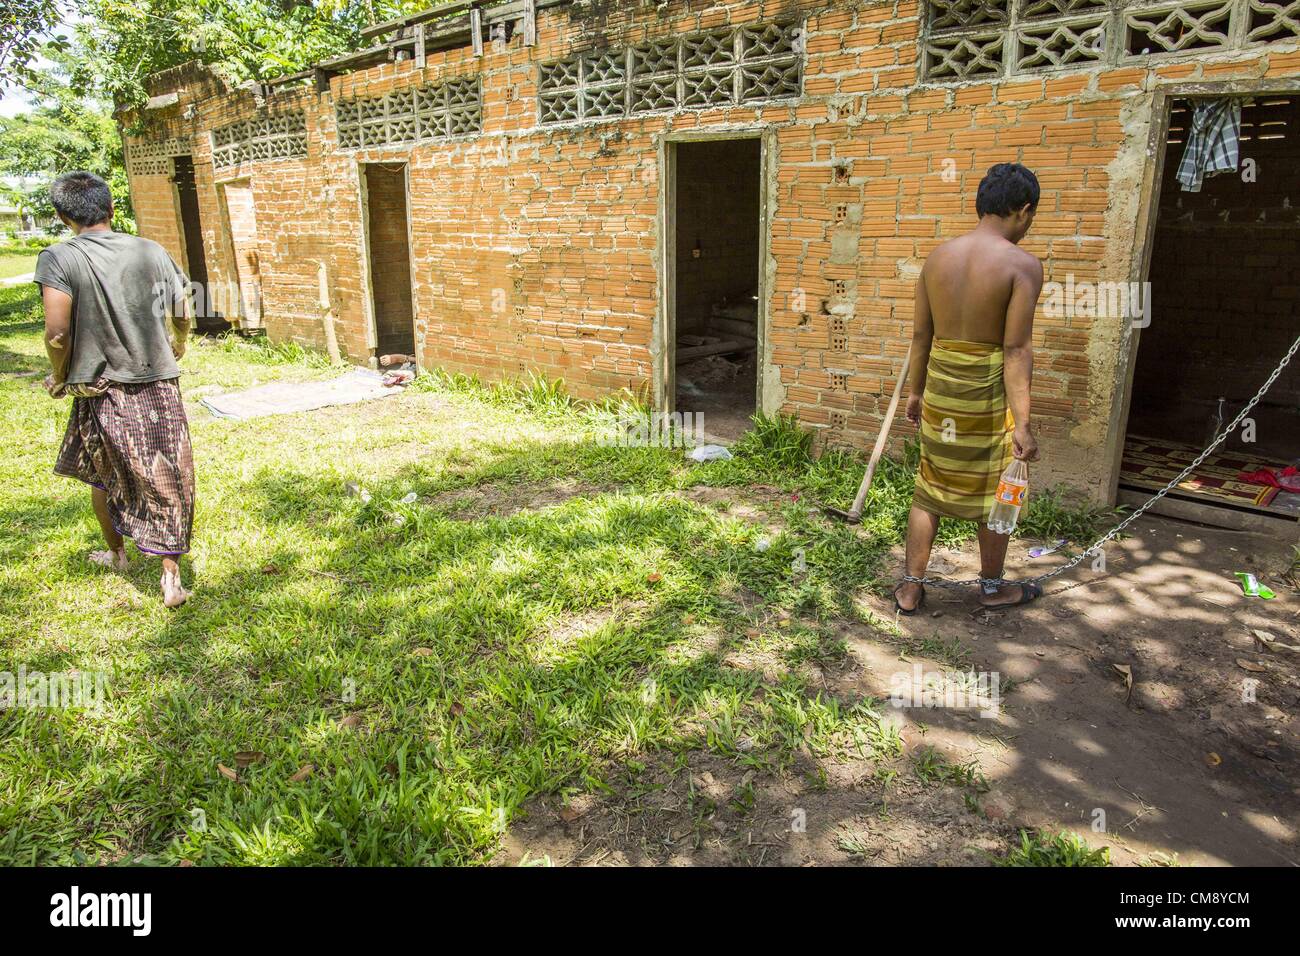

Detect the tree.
xmin=0 ymin=0 xmax=67 ymax=92
xmin=0 ymin=50 xmax=134 ymax=230
xmin=69 ymin=0 xmax=427 ymax=110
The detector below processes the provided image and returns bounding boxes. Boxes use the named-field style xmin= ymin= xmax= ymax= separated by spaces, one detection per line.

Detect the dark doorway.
xmin=362 ymin=163 xmax=416 ymax=361
xmin=1122 ymin=95 xmax=1300 ymax=524
xmin=172 ymin=155 xmax=222 ymax=331
xmin=673 ymin=138 xmax=761 ymax=441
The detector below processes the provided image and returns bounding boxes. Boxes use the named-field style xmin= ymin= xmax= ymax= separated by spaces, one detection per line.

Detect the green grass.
xmin=0 ymin=254 xmax=37 ymax=280
xmin=0 ymin=282 xmax=1115 ymax=865
xmin=997 ymin=829 xmax=1111 ymax=867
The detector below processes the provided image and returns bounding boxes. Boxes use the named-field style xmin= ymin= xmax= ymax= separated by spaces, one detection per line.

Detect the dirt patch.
xmin=427 ymin=478 xmax=616 ymax=520
xmin=676 ymin=483 xmax=801 ymax=527
xmin=857 ymin=517 xmax=1300 ymax=865
xmin=499 ymin=498 xmax=1299 ymax=866
xmin=495 ymin=749 xmax=1018 ymax=867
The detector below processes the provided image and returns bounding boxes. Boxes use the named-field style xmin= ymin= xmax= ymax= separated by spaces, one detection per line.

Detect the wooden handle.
xmin=849 ymin=342 xmax=913 ymax=515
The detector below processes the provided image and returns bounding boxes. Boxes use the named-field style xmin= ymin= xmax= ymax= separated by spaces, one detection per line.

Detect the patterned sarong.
xmin=911 ymin=339 xmax=1014 ymax=522
xmin=54 ymin=379 xmax=195 ymax=555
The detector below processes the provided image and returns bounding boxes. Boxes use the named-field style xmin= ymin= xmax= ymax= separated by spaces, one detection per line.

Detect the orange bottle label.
xmin=995 ymin=480 xmax=1027 ymax=507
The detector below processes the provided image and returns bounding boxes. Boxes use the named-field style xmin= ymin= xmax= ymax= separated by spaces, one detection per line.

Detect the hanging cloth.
xmin=1176 ymin=98 xmax=1242 ymax=192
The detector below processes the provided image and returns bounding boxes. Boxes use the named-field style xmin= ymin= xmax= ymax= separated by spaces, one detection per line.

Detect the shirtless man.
xmin=894 ymin=163 xmax=1044 ymax=614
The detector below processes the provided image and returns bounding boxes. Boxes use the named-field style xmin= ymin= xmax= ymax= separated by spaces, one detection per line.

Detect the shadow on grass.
xmin=62 ymin=440 xmax=884 ymax=865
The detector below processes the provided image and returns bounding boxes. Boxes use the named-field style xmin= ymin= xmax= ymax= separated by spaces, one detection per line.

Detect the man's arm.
xmin=905 ymin=270 xmax=935 ymax=425
xmin=167 ymin=266 xmax=192 ymax=360
xmin=1003 ymin=253 xmax=1044 ymax=461
xmin=42 ymin=286 xmax=74 ymax=388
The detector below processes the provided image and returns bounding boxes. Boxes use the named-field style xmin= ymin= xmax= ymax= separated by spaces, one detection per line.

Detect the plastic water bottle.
xmin=987 ymin=458 xmax=1028 ymax=535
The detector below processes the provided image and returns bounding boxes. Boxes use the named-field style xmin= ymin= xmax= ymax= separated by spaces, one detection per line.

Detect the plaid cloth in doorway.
xmin=1176 ymin=98 xmax=1242 ymax=193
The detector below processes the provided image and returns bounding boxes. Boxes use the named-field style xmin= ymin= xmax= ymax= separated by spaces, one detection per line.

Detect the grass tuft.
xmin=998 ymin=829 xmax=1111 ymax=867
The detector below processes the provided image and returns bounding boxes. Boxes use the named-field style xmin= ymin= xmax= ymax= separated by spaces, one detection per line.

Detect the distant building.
xmin=120 ymin=0 xmax=1300 ymax=530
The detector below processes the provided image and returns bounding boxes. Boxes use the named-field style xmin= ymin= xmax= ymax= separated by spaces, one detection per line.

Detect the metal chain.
xmin=901 ymin=332 xmax=1300 ymax=593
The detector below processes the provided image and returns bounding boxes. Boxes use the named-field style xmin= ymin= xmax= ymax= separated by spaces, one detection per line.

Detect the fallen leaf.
xmin=1236 ymin=659 xmax=1267 ymax=673
xmin=1204 ymin=752 xmax=1222 ymax=767
xmin=745 ymin=628 xmax=760 ymax=639
xmin=1254 ymin=629 xmax=1300 ymax=653
xmin=682 ymin=613 xmax=696 ymax=625
xmin=217 ymin=763 xmax=238 ymax=782
xmin=646 ymin=572 xmax=662 ymax=584
xmin=289 ymin=764 xmax=314 ymax=783
xmin=234 ymin=750 xmax=266 ymax=769
xmin=1111 ymin=663 xmax=1134 ymax=704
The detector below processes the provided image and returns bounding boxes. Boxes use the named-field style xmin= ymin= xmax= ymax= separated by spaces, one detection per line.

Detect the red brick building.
xmin=123 ymin=0 xmax=1300 ymax=527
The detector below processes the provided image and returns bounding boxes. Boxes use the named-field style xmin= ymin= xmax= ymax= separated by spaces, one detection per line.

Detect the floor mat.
xmin=200 ymin=368 xmax=403 ymax=421
xmin=1121 ymin=434 xmax=1291 ymax=509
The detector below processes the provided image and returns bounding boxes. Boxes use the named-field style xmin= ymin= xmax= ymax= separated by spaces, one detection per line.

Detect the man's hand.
xmin=905 ymin=394 xmax=923 ymax=426
xmin=1012 ymin=424 xmax=1039 ymax=462
xmin=171 ymin=340 xmax=186 ymax=361
xmin=43 ymin=374 xmax=63 ymax=397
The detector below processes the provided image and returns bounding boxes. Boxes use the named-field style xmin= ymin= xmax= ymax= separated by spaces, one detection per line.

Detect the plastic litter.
xmin=1235 ymin=572 xmax=1276 ymax=600
xmin=688 ymin=444 xmax=733 ymax=462
xmin=1028 ymin=539 xmax=1068 ymax=559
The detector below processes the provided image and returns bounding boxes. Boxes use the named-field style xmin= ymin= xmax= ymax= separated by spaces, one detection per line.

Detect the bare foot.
xmin=161 ymin=568 xmax=191 ymax=608
xmin=894 ymin=580 xmax=924 ymax=613
xmin=89 ymin=548 xmax=128 ymax=572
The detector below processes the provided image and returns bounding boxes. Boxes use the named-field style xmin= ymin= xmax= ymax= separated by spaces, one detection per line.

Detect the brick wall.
xmin=1141 ymin=225 xmax=1300 ymax=407
xmin=122 ymin=0 xmax=1300 ymax=500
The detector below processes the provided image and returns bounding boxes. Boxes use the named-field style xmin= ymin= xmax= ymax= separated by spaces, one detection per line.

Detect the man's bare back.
xmin=921 ymin=231 xmax=1042 ymax=345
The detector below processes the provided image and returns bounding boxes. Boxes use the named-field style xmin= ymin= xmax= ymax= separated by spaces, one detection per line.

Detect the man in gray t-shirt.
xmin=36 ymin=171 xmax=196 ymax=608
xmin=36 ymin=229 xmax=189 ymax=386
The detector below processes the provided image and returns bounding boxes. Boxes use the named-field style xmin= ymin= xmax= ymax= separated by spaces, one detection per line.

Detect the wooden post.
xmin=523 ymin=0 xmax=537 ymax=46
xmin=471 ymin=7 xmax=484 ymax=57
xmin=317 ymin=259 xmax=341 ymax=364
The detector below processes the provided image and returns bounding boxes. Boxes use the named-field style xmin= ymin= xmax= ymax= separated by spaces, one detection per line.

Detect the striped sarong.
xmin=911 ymin=339 xmax=1014 ymax=522
xmin=54 ymin=379 xmax=195 ymax=555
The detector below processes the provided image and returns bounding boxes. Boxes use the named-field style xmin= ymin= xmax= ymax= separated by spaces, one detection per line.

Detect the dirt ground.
xmin=498 ymin=500 xmax=1299 ymax=866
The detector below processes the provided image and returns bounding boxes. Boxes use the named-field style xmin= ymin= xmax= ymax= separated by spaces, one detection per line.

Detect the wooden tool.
xmin=824 ymin=342 xmax=913 ymax=525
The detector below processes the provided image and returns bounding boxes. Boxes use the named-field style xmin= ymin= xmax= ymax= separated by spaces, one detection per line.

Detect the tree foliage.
xmin=0 ymin=51 xmax=134 ymax=230
xmin=0 ymin=0 xmax=67 ymax=91
xmin=70 ymin=0 xmax=426 ymax=109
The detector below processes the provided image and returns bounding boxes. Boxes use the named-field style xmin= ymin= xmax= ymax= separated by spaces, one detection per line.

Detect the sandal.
xmin=978 ymin=579 xmax=1043 ymax=610
xmin=894 ymin=582 xmax=926 ymax=616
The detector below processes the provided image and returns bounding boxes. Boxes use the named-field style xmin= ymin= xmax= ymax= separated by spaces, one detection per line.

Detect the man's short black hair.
xmin=975 ymin=163 xmax=1040 ymax=218
xmin=50 ymin=171 xmax=114 ymax=227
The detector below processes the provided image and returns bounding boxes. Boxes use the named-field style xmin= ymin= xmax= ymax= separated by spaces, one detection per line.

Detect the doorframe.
xmin=402 ymin=162 xmax=421 ymax=368
xmin=357 ymin=158 xmax=418 ymax=366
xmin=357 ymin=160 xmax=382 ymax=361
xmin=655 ymin=126 xmax=775 ymax=416
xmin=1104 ymin=77 xmax=1300 ymax=506
xmin=214 ymin=177 xmax=260 ymax=330
xmin=168 ymin=155 xmax=197 ymax=284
